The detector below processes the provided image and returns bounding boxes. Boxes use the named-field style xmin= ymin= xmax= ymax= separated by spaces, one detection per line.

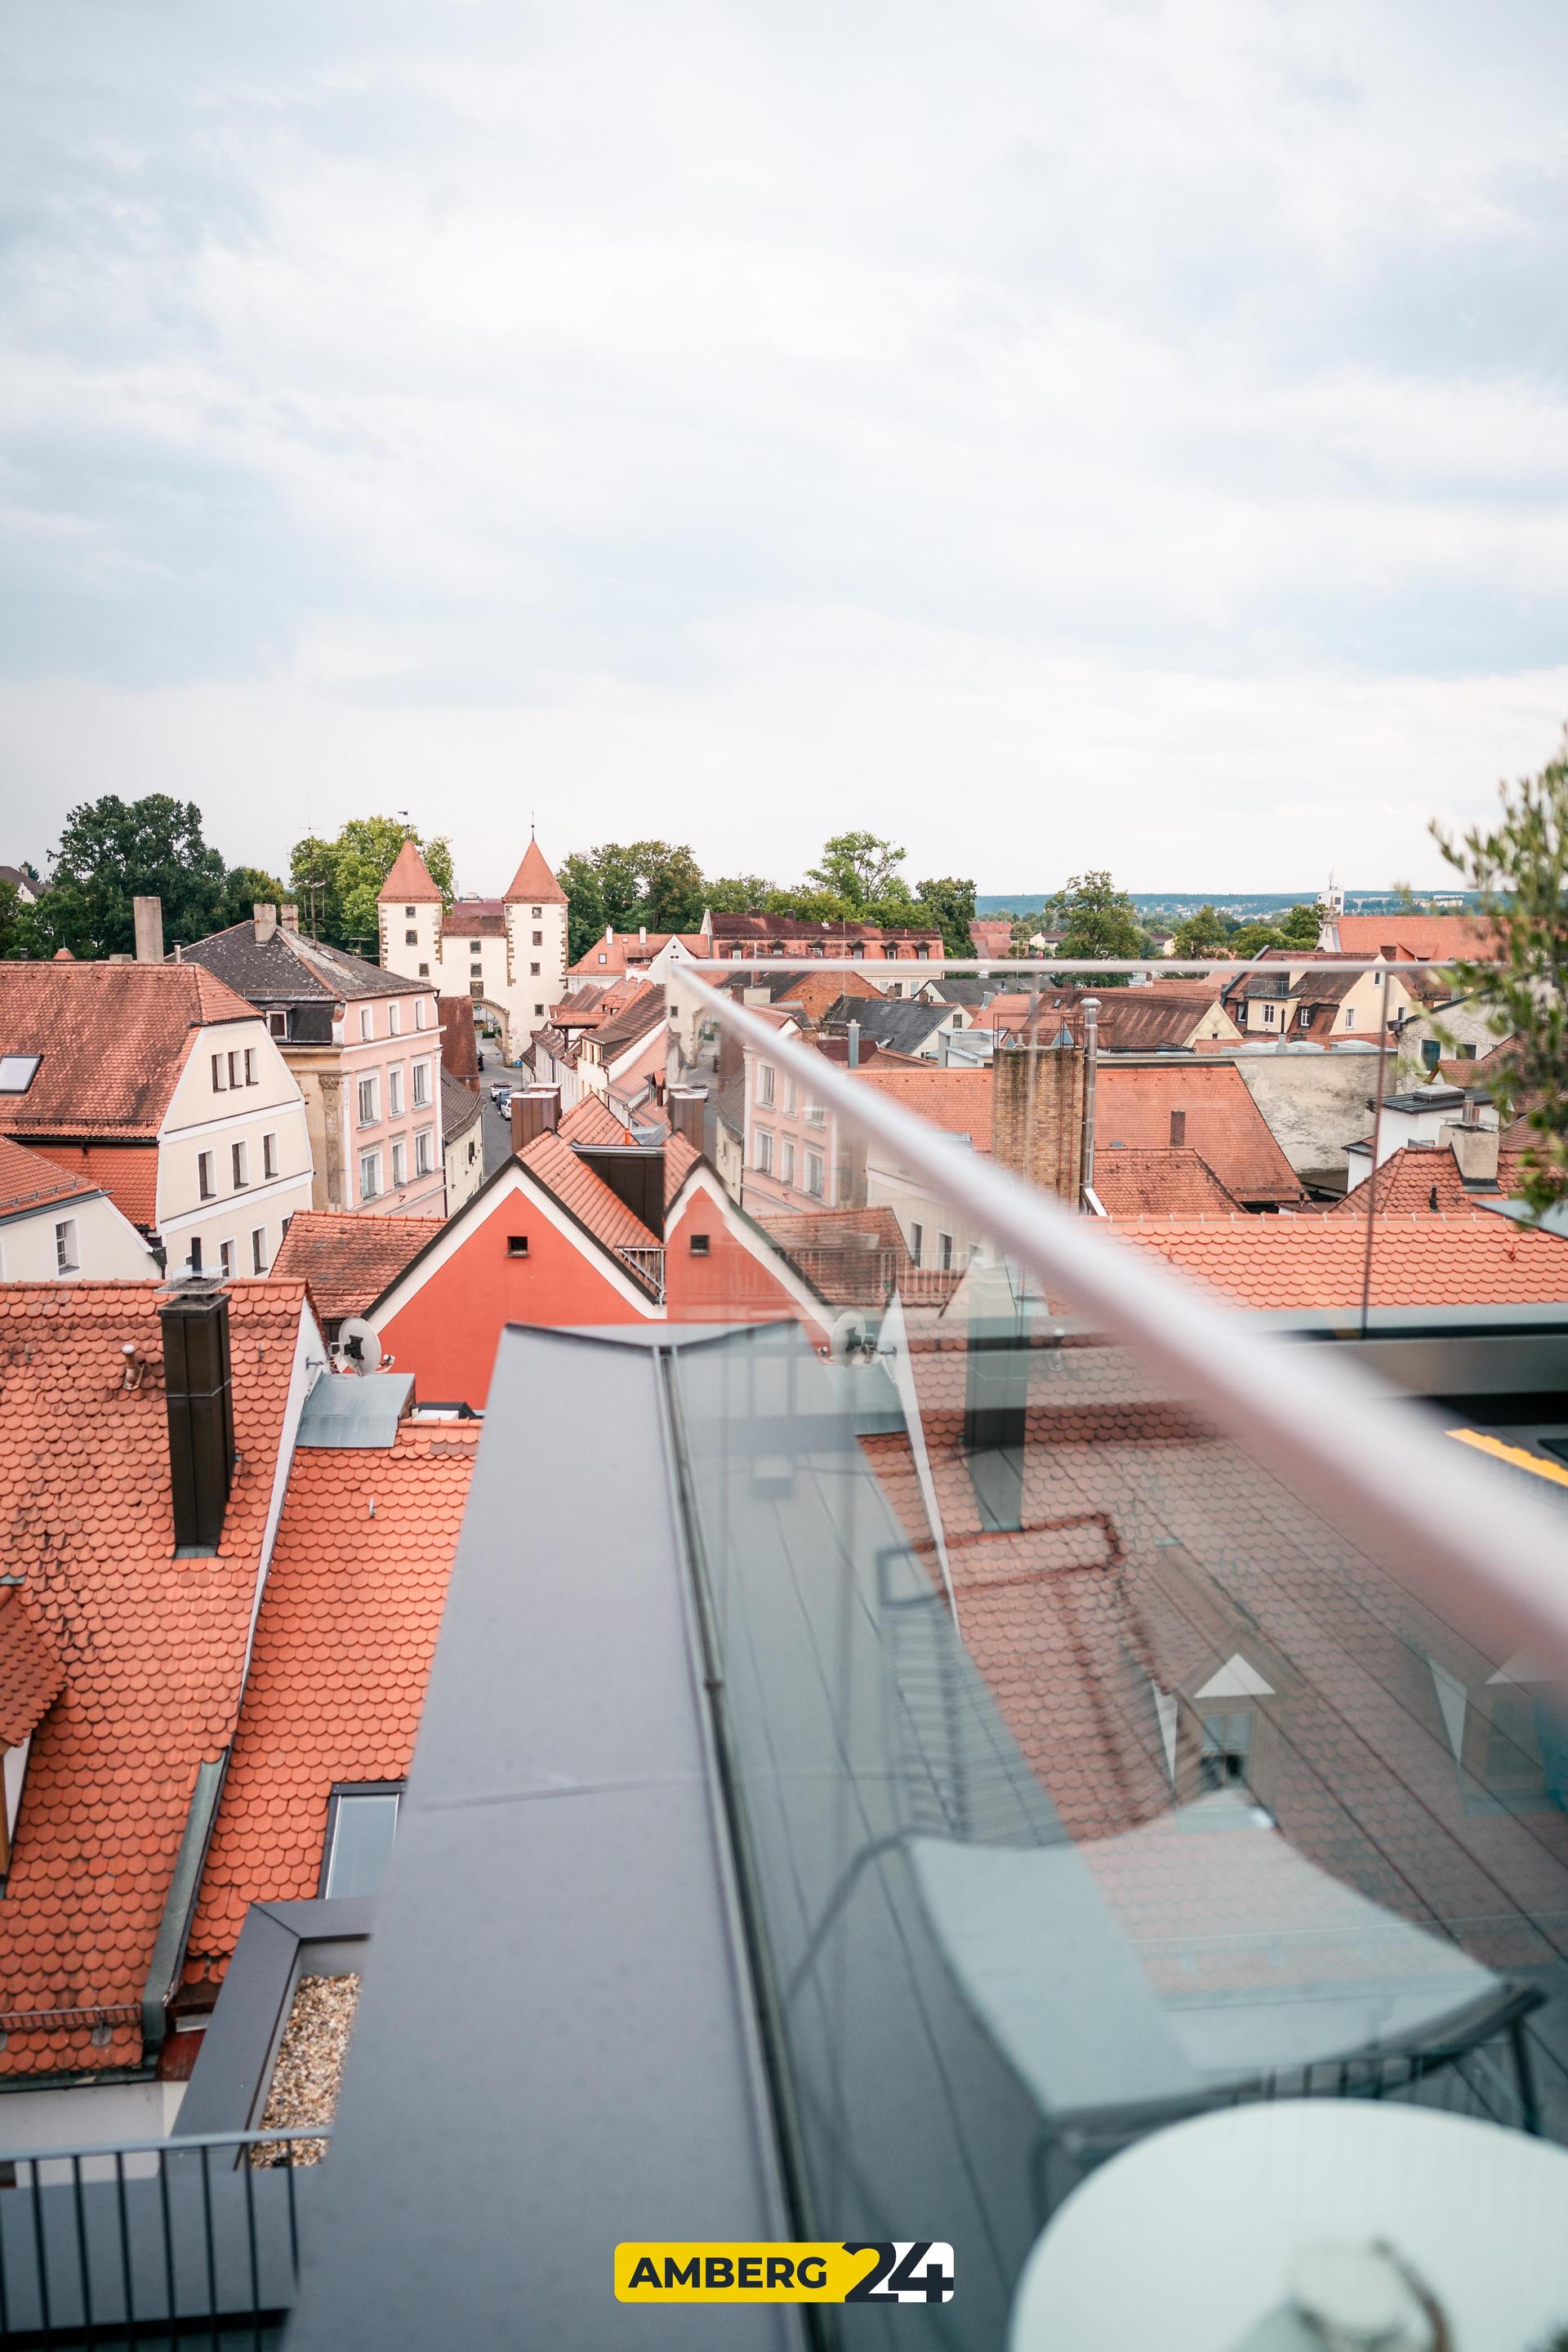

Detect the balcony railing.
xmin=0 ymin=2127 xmax=328 ymax=2342
xmin=615 ymin=1242 xmax=666 ymax=1299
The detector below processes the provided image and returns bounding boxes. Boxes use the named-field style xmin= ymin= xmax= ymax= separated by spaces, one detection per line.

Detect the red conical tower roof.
xmin=377 ymin=839 xmax=443 ymax=903
xmin=503 ymin=836 xmax=566 ymax=904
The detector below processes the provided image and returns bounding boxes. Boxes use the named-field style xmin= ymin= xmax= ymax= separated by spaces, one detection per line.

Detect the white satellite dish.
xmin=829 ymin=1310 xmax=878 ymax=1365
xmin=336 ymin=1316 xmax=381 ymax=1374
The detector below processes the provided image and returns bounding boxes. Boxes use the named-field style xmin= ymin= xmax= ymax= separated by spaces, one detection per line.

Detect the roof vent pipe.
xmin=158 ymin=1277 xmax=235 ymax=1557
xmin=847 ymin=1020 xmax=861 ymax=1069
xmin=1079 ymin=997 xmax=1100 ymax=1210
xmin=133 ymin=896 xmax=164 ymax=964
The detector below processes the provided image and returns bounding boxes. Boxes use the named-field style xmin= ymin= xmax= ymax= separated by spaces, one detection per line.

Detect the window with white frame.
xmin=755 ymin=1129 xmax=774 ymax=1174
xmin=938 ymin=1232 xmax=954 ymax=1271
xmin=532 ymin=906 xmax=541 ymax=919
xmin=262 ymin=1131 xmax=278 ymax=1179
xmin=910 ymin=1221 xmax=924 ymax=1266
xmin=219 ymin=1238 xmax=235 ymax=1279
xmin=252 ymin=1226 xmax=268 ymax=1274
xmin=780 ymin=1138 xmax=796 ymax=1187
xmin=783 ymin=1073 xmax=798 ymax=1116
xmin=412 ymin=1061 xmax=431 ymax=1107
xmin=211 ymin=1053 xmax=227 ymax=1092
xmin=358 ymin=1075 xmax=379 ymax=1125
xmin=390 ymin=1137 xmax=408 ymax=1187
xmin=231 ymin=1139 xmax=248 ymax=1189
xmin=244 ymin=1048 xmax=257 ymax=1085
xmin=757 ymin=1063 xmax=775 ymax=1107
xmin=388 ymin=1001 xmax=401 ymax=1036
xmin=359 ymin=1149 xmax=381 ymax=1201
xmin=415 ymin=1129 xmax=434 ymax=1177
xmin=54 ymin=1218 xmax=78 ymax=1275
xmin=389 ymin=1067 xmax=404 ymax=1116
xmin=359 ymin=1008 xmax=374 ymax=1041
xmin=1344 ymin=1007 xmax=1356 ymax=1029
xmin=415 ymin=998 xmax=428 ymax=1029
xmin=804 ymin=1149 xmax=824 ymax=1198
xmin=198 ymin=1151 xmax=216 ymax=1200
xmin=268 ymin=1011 xmax=288 ymax=1040
xmin=227 ymin=1050 xmax=243 ymax=1087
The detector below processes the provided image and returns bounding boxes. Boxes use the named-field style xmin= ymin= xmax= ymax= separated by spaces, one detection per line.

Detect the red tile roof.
xmin=21 ymin=1142 xmax=159 ymax=1230
xmin=662 ymin=1132 xmax=702 ymax=1206
xmin=376 ymin=840 xmax=443 ymax=902
xmin=1097 ymin=1063 xmax=1303 ymax=1205
xmin=0 ymin=1588 xmax=65 ymax=1747
xmin=557 ymin=1094 xmax=635 ymax=1146
xmin=520 ymin=1130 xmax=661 ymax=1254
xmin=0 ymin=1280 xmax=307 ymax=2076
xmin=564 ymin=931 xmax=704 ymax=980
xmin=185 ymin=1421 xmax=479 ymax=1984
xmin=0 ymin=1134 xmax=96 ymax=1218
xmin=773 ymin=969 xmax=883 ymax=1023
xmin=270 ymin=1211 xmax=441 ymax=1326
xmin=851 ymin=1063 xmax=994 ymax=1148
xmin=1110 ymin=1212 xmax=1568 ymax=1308
xmin=1321 ymin=1143 xmax=1529 ymax=1218
xmin=1331 ymin=914 xmax=1494 ymax=962
xmin=1092 ymin=1147 xmax=1241 ymax=1217
xmin=0 ymin=964 xmax=258 ymax=1141
xmin=503 ymin=839 xmax=567 ymax=904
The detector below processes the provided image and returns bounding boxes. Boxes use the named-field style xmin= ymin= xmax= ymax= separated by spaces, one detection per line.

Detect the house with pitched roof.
xmin=1221 ymin=949 xmax=1414 ymax=1044
xmin=565 ymin=927 xmax=706 ymax=985
xmin=0 ymin=1134 xmax=160 ymax=1281
xmin=180 ymin=907 xmax=446 ymax=1219
xmin=0 ymin=961 xmax=314 ymax=1279
xmin=376 ymin=835 xmax=568 ymax=1062
xmin=0 ymin=1276 xmax=327 ymax=2142
xmin=702 ymin=908 xmax=944 ymax=991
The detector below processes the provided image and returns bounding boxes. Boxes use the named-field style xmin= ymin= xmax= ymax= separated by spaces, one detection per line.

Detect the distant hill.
xmin=975 ymin=891 xmax=1485 ymax=920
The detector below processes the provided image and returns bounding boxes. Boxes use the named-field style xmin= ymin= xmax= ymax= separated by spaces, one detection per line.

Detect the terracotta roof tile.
xmin=503 ymin=840 xmax=566 ymax=904
xmin=1321 ymin=1143 xmax=1529 ymax=1218
xmin=1331 ymin=915 xmax=1494 ymax=961
xmin=0 ymin=964 xmax=257 ymax=1142
xmin=1109 ymin=1211 xmax=1568 ymax=1308
xmin=520 ymin=1130 xmax=661 ymax=1254
xmin=376 ymin=840 xmax=443 ymax=903
xmin=185 ymin=1423 xmax=478 ymax=1981
xmin=0 ymin=1134 xmax=96 ymax=1218
xmin=1092 ymin=1147 xmax=1241 ymax=1217
xmin=1096 ymin=1063 xmax=1304 ymax=1205
xmin=557 ymin=1094 xmax=634 ymax=1147
xmin=270 ymin=1212 xmax=441 ymax=1326
xmin=0 ymin=1280 xmax=305 ymax=2076
xmin=852 ymin=1063 xmax=993 ymax=1148
xmin=0 ymin=1588 xmax=65 ymax=1746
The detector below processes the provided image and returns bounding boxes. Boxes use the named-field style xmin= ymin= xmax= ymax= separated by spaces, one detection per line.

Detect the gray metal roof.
xmin=296 ymin=1370 xmax=415 ymax=1448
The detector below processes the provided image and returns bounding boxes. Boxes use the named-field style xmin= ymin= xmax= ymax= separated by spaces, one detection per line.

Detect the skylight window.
xmin=0 ymin=1054 xmax=41 ymax=1093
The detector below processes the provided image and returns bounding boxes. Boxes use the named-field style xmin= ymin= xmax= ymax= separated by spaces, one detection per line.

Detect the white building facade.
xmin=377 ymin=837 xmax=568 ymax=1062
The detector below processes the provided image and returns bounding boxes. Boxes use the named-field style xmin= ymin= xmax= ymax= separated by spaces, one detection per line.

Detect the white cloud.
xmin=2 ymin=0 xmax=1566 ymax=889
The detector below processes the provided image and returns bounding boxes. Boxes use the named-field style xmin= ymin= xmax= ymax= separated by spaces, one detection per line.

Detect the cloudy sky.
xmin=3 ymin=0 xmax=1566 ymax=896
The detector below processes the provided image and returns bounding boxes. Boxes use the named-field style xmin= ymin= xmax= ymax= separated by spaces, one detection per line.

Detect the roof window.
xmin=0 ymin=1054 xmax=42 ymax=1093
xmin=321 ymin=1784 xmax=404 ymax=1898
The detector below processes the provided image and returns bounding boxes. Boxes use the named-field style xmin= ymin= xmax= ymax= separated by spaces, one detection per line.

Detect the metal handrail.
xmin=676 ymin=966 xmax=1568 ymax=1686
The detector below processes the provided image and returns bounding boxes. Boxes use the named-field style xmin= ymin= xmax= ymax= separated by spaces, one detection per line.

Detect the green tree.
xmin=1171 ymin=904 xmax=1231 ymax=957
xmin=807 ymin=831 xmax=908 ymax=911
xmin=218 ymin=864 xmax=292 ymax=929
xmin=27 ymin=794 xmax=229 ymax=958
xmin=704 ymin=873 xmax=777 ymax=915
xmin=1432 ymin=735 xmax=1568 ymax=1214
xmin=915 ymin=876 xmax=978 ymax=958
xmin=1279 ymin=902 xmax=1323 ymax=948
xmin=558 ymin=840 xmax=708 ymax=966
xmin=289 ymin=819 xmax=453 ymax=956
xmin=1228 ymin=919 xmax=1285 ymax=958
xmin=1048 ymin=871 xmax=1145 ymax=983
xmin=0 ymin=877 xmax=28 ymax=960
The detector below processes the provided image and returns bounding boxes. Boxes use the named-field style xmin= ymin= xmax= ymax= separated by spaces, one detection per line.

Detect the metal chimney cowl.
xmin=158 ymin=1277 xmax=235 ymax=1557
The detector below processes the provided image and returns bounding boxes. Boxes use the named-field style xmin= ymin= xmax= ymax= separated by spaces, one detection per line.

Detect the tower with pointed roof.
xmin=377 ymin=831 xmax=568 ymax=1058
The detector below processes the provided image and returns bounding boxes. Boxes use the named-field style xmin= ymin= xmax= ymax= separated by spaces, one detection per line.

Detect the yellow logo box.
xmin=614 ymin=2242 xmax=955 ymax=2305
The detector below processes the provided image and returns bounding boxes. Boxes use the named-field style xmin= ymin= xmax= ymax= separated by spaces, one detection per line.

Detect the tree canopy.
xmin=558 ymin=840 xmax=707 ymax=964
xmin=1046 ymin=871 xmax=1146 ymax=982
xmin=18 ymin=795 xmax=232 ymax=959
xmin=289 ymin=818 xmax=454 ymax=955
xmin=1434 ymin=736 xmax=1568 ymax=1214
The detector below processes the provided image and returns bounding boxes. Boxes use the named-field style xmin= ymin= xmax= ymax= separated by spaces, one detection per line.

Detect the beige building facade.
xmin=377 ymin=837 xmax=568 ymax=1062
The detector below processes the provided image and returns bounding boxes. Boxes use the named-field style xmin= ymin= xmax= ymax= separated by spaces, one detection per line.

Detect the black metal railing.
xmin=0 ymin=2126 xmax=327 ymax=2347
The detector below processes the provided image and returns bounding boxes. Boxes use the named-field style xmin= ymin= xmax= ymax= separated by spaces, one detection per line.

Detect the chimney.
xmin=253 ymin=902 xmax=278 ymax=945
xmin=1079 ymin=997 xmax=1099 ymax=1209
xmin=1446 ymin=1116 xmax=1499 ymax=1189
xmin=847 ymin=1019 xmax=861 ymax=1068
xmin=991 ymin=1036 xmax=1086 ymax=1204
xmin=669 ymin=1088 xmax=707 ymax=1152
xmin=133 ymin=896 xmax=164 ymax=964
xmin=511 ymin=1087 xmax=561 ymax=1152
xmin=281 ymin=902 xmax=300 ymax=933
xmin=639 ymin=924 xmax=647 ymax=943
xmin=158 ymin=1278 xmax=235 ymax=1556
xmin=1169 ymin=1108 xmax=1186 ymax=1147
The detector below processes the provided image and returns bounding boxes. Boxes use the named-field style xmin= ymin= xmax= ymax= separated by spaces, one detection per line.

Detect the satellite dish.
xmin=829 ymin=1310 xmax=878 ymax=1365
xmin=336 ymin=1316 xmax=381 ymax=1374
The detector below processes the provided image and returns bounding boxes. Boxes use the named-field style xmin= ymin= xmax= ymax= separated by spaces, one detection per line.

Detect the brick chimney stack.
xmin=133 ymin=896 xmax=164 ymax=964
xmin=280 ymin=904 xmax=300 ymax=933
xmin=991 ymin=1036 xmax=1086 ymax=1203
xmin=253 ymin=902 xmax=278 ymax=944
xmin=511 ymin=1087 xmax=561 ymax=1153
xmin=668 ymin=1089 xmax=707 ymax=1153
